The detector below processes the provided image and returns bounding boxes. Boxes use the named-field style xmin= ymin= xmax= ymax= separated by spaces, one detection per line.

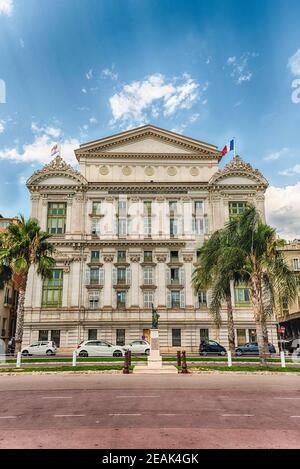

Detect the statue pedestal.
xmin=133 ymin=328 xmax=177 ymax=374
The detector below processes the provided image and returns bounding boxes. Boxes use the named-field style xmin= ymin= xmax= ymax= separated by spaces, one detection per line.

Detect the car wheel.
xmin=145 ymin=349 xmax=150 ymax=355
xmin=46 ymin=350 xmax=53 ymax=356
xmin=79 ymin=350 xmax=88 ymax=357
xmin=236 ymin=350 xmax=242 ymax=356
xmin=220 ymin=350 xmax=226 ymax=356
xmin=202 ymin=351 xmax=208 ymax=356
xmin=22 ymin=350 xmax=29 ymax=356
xmin=113 ymin=350 xmax=123 ymax=357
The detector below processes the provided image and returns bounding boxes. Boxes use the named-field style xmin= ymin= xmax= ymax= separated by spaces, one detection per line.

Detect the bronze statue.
xmin=151 ymin=303 xmax=160 ymax=329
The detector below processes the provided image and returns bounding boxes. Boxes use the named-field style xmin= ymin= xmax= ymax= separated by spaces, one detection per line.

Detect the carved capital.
xmin=155 ymin=254 xmax=167 ymax=263
xmin=103 ymin=254 xmax=114 ymax=263
xmin=183 ymin=254 xmax=194 ymax=262
xmin=129 ymin=254 xmax=140 ymax=263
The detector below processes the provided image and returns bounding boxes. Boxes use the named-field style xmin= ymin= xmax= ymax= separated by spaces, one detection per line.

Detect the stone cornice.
xmin=209 ymin=155 xmax=268 ymax=188
xmin=50 ymin=239 xmax=186 ymax=248
xmin=75 ymin=152 xmax=220 ymax=161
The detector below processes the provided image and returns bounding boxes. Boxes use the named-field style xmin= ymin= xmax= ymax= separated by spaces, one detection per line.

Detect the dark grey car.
xmin=235 ymin=342 xmax=276 ymax=356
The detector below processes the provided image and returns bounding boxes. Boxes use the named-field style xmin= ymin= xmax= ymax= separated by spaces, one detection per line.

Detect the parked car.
xmin=199 ymin=340 xmax=227 ymax=356
xmin=123 ymin=340 xmax=150 ymax=355
xmin=76 ymin=340 xmax=125 ymax=357
xmin=235 ymin=342 xmax=276 ymax=356
xmin=21 ymin=341 xmax=57 ymax=356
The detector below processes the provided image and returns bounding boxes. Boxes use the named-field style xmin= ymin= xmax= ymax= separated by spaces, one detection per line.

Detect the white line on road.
xmin=221 ymin=414 xmax=254 ymax=417
xmin=116 ymin=395 xmax=160 ymax=398
xmin=54 ymin=414 xmax=85 ymax=417
xmin=0 ymin=416 xmax=17 ymax=419
xmin=274 ymin=397 xmax=300 ymax=400
xmin=42 ymin=396 xmax=73 ymax=399
xmin=290 ymin=416 xmax=300 ymax=418
xmin=158 ymin=413 xmax=176 ymax=416
xmin=109 ymin=413 xmax=141 ymax=416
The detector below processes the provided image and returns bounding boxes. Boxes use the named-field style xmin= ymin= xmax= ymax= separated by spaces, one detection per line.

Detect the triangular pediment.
xmin=75 ymin=125 xmax=221 ymax=159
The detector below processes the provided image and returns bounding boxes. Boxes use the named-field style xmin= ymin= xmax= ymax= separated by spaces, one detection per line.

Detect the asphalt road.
xmin=0 ymin=373 xmax=300 ymax=449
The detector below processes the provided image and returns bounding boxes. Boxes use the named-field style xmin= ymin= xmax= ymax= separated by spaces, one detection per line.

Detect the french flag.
xmin=222 ymin=139 xmax=235 ymax=157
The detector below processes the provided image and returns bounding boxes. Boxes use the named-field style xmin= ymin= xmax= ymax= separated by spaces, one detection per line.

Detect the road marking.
xmin=0 ymin=416 xmax=17 ymax=419
xmin=54 ymin=414 xmax=85 ymax=418
xmin=221 ymin=414 xmax=254 ymax=417
xmin=42 ymin=396 xmax=73 ymax=399
xmin=116 ymin=395 xmax=160 ymax=398
xmin=109 ymin=413 xmax=141 ymax=416
xmin=158 ymin=413 xmax=176 ymax=416
xmin=290 ymin=416 xmax=300 ymax=418
xmin=274 ymin=397 xmax=300 ymax=400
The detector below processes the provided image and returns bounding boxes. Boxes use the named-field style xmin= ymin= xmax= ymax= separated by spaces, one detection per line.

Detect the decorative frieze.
xmin=129 ymin=254 xmax=141 ymax=263
xmin=155 ymin=254 xmax=167 ymax=263
xmin=103 ymin=254 xmax=114 ymax=263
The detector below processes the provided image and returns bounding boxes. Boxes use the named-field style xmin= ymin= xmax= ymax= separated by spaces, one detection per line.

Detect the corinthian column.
xmin=103 ymin=253 xmax=114 ymax=310
xmin=129 ymin=254 xmax=140 ymax=308
xmin=155 ymin=253 xmax=167 ymax=310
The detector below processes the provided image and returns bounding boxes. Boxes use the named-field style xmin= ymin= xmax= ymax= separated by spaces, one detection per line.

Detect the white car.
xmin=21 ymin=341 xmax=57 ymax=356
xmin=123 ymin=340 xmax=150 ymax=355
xmin=76 ymin=340 xmax=125 ymax=357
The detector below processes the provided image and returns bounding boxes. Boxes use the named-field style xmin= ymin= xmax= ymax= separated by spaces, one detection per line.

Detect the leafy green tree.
xmin=0 ymin=216 xmax=55 ymax=351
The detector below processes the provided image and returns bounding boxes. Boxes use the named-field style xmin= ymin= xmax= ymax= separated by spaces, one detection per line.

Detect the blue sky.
xmin=0 ymin=0 xmax=300 ymax=238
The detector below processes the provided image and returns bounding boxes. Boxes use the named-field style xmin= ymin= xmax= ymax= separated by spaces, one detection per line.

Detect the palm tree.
xmin=224 ymin=206 xmax=297 ymax=365
xmin=0 ymin=216 xmax=55 ymax=351
xmin=192 ymin=231 xmax=246 ymax=354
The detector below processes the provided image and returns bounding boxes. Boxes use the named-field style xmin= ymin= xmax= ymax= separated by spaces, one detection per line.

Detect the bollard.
xmin=72 ymin=350 xmax=77 ymax=367
xmin=123 ymin=350 xmax=129 ymax=374
xmin=16 ymin=352 xmax=21 ymax=368
xmin=177 ymin=350 xmax=181 ymax=367
xmin=280 ymin=350 xmax=286 ymax=368
xmin=181 ymin=350 xmax=188 ymax=374
xmin=227 ymin=351 xmax=232 ymax=367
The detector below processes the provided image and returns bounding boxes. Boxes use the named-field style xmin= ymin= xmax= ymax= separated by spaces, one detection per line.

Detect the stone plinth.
xmin=133 ymin=328 xmax=177 ymax=374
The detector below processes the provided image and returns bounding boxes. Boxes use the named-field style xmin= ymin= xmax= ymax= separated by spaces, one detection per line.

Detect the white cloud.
xmin=89 ymin=117 xmax=98 ymax=125
xmin=0 ymin=0 xmax=13 ymax=16
xmin=0 ymin=134 xmax=79 ymax=166
xmin=265 ymin=184 xmax=300 ymax=240
xmin=264 ymin=147 xmax=289 ymax=161
xmin=81 ymin=88 xmax=87 ymax=94
xmin=86 ymin=69 xmax=93 ymax=80
xmin=101 ymin=67 xmax=118 ymax=81
xmin=0 ymin=120 xmax=5 ymax=133
xmin=279 ymin=164 xmax=300 ymax=176
xmin=109 ymin=73 xmax=201 ymax=128
xmin=31 ymin=122 xmax=61 ymax=138
xmin=226 ymin=52 xmax=257 ymax=84
xmin=189 ymin=113 xmax=200 ymax=123
xmin=288 ymin=48 xmax=300 ymax=76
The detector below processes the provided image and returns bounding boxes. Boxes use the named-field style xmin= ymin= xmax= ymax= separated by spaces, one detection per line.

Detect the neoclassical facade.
xmin=23 ymin=125 xmax=278 ymax=351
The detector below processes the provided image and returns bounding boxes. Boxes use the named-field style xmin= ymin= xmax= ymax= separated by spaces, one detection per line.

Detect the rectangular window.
xmin=42 ymin=269 xmax=63 ymax=307
xmin=3 ymin=287 xmax=10 ymax=305
xmin=47 ymin=203 xmax=66 ymax=235
xmin=171 ymin=291 xmax=180 ymax=308
xmin=248 ymin=329 xmax=257 ymax=343
xmin=235 ymin=286 xmax=250 ymax=305
xmin=170 ymin=251 xmax=179 ymax=263
xmin=144 ymin=291 xmax=154 ymax=308
xmin=236 ymin=329 xmax=247 ymax=346
xmin=116 ymin=329 xmax=125 ymax=346
xmin=91 ymin=250 xmax=100 ymax=263
xmin=117 ymin=251 xmax=126 ymax=263
xmin=228 ymin=201 xmax=247 ymax=220
xmin=92 ymin=201 xmax=101 ymax=215
xmin=198 ymin=291 xmax=207 ymax=305
xmin=170 ymin=218 xmax=178 ymax=236
xmin=51 ymin=330 xmax=60 ymax=347
xmin=143 ymin=267 xmax=153 ymax=285
xmin=292 ymin=259 xmax=300 ymax=270
xmin=89 ymin=291 xmax=100 ymax=309
xmin=172 ymin=328 xmax=181 ymax=347
xmin=91 ymin=218 xmax=100 ymax=235
xmin=144 ymin=216 xmax=152 ymax=236
xmin=118 ymin=218 xmax=127 ymax=236
xmin=169 ymin=201 xmax=177 ymax=215
xmin=90 ymin=267 xmax=100 ymax=285
xmin=200 ymin=328 xmax=209 ymax=341
xmin=170 ymin=267 xmax=180 ymax=284
xmin=192 ymin=217 xmax=209 ymax=235
xmin=38 ymin=330 xmax=49 ymax=341
xmin=194 ymin=200 xmax=204 ymax=215
xmin=88 ymin=329 xmax=97 ymax=340
xmin=117 ymin=291 xmax=126 ymax=308
xmin=118 ymin=199 xmax=127 ymax=212
xmin=144 ymin=251 xmax=153 ymax=262
xmin=144 ymin=201 xmax=152 ymax=216
xmin=117 ymin=267 xmax=126 ymax=284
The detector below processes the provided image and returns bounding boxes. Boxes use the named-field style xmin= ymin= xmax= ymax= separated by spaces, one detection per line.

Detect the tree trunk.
xmin=14 ymin=275 xmax=28 ymax=353
xmin=225 ymin=292 xmax=236 ymax=354
xmin=250 ymin=273 xmax=267 ymax=366
xmin=262 ymin=317 xmax=270 ymax=356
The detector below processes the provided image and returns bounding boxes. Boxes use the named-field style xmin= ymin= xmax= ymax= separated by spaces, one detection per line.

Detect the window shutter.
xmin=180 ymin=267 xmax=185 ymax=284
xmin=180 ymin=290 xmax=185 ymax=308
xmin=126 ymin=267 xmax=131 ymax=285
xmin=167 ymin=290 xmax=171 ymax=308
xmin=85 ymin=268 xmax=90 ymax=285
xmin=166 ymin=267 xmax=171 ymax=285
xmin=99 ymin=268 xmax=104 ymax=285
xmin=112 ymin=267 xmax=117 ymax=286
